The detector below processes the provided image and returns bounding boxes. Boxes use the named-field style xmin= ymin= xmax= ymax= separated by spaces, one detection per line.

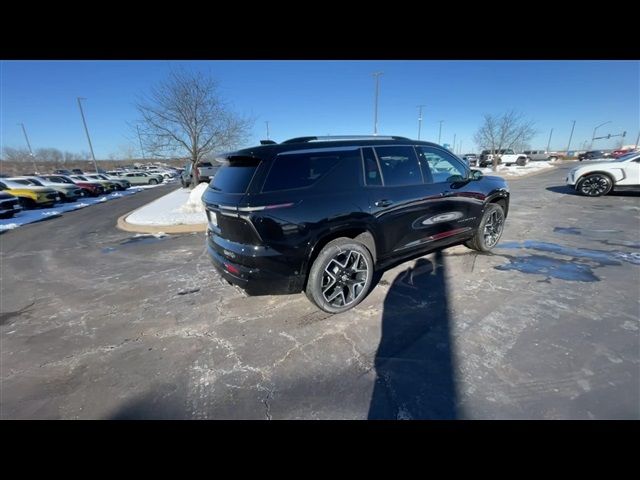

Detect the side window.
xmin=374 ymin=146 xmax=423 ymax=186
xmin=416 ymin=147 xmax=467 ymax=184
xmin=361 ymin=148 xmax=382 ymax=186
xmin=262 ymin=151 xmax=344 ymax=192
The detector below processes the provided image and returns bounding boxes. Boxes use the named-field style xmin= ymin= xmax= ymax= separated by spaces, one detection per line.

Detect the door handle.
xmin=374 ymin=199 xmax=393 ymax=207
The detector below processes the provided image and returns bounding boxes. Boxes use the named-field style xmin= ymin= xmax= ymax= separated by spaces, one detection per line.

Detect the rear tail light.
xmin=224 ymin=263 xmax=240 ymax=275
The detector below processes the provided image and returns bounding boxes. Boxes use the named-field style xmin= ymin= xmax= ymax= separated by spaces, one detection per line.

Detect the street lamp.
xmin=18 ymin=123 xmax=39 ymax=174
xmin=438 ymin=120 xmax=444 ymax=145
xmin=590 ymin=121 xmax=612 ymax=150
xmin=77 ymin=97 xmax=99 ymax=173
xmin=417 ymin=104 xmax=426 ymax=140
xmin=372 ymin=72 xmax=383 ymax=135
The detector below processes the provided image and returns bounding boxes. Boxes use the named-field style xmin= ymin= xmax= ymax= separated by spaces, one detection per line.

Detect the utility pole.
xmin=566 ymin=120 xmax=576 ymax=155
xmin=438 ymin=120 xmax=443 ymax=144
xmin=546 ymin=128 xmax=554 ymax=152
xmin=265 ymin=121 xmax=270 ymax=140
xmin=18 ymin=123 xmax=38 ymax=173
xmin=372 ymin=72 xmax=383 ymax=135
xmin=136 ymin=125 xmax=146 ymax=160
xmin=77 ymin=97 xmax=99 ymax=173
xmin=590 ymin=120 xmax=612 ymax=150
xmin=417 ymin=104 xmax=426 ymax=140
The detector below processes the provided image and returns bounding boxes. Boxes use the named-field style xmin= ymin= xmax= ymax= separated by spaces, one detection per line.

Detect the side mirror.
xmin=470 ymin=169 xmax=483 ymax=180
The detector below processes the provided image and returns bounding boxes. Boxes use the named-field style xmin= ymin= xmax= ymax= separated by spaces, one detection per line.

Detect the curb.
xmin=117 ymin=213 xmax=207 ymax=234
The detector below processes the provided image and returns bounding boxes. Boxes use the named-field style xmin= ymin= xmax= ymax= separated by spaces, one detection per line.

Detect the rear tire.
xmin=149 ymin=179 xmax=158 ymax=185
xmin=516 ymin=156 xmax=527 ymax=166
xmin=548 ymin=156 xmax=558 ymax=162
xmin=464 ymin=203 xmax=505 ymax=252
xmin=305 ymin=237 xmax=374 ymax=314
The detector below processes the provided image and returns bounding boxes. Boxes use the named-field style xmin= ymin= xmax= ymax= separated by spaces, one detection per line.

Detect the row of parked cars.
xmin=0 ymin=167 xmax=178 ymax=219
xmin=460 ymin=149 xmax=559 ymax=168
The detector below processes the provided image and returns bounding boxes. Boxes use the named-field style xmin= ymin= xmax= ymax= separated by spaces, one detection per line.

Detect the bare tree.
xmin=474 ymin=111 xmax=536 ymax=170
xmin=3 ymin=147 xmax=32 ymax=162
xmin=135 ymin=69 xmax=252 ymax=187
xmin=36 ymin=147 xmax=63 ymax=164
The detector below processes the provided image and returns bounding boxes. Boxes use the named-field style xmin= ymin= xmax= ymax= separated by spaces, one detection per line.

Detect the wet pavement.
xmin=1 ymin=164 xmax=638 ymax=419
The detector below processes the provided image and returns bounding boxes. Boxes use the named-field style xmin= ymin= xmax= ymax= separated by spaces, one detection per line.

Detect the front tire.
xmin=576 ymin=174 xmax=612 ymax=197
xmin=149 ymin=179 xmax=158 ymax=185
xmin=464 ymin=203 xmax=505 ymax=252
xmin=305 ymin=237 xmax=374 ymax=314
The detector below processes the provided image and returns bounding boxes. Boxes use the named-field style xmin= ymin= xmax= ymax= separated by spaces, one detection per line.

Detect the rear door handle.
xmin=375 ymin=199 xmax=393 ymax=207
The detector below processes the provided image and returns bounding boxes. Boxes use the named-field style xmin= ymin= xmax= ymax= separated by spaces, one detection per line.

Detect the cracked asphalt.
xmin=1 ymin=163 xmax=639 ymax=419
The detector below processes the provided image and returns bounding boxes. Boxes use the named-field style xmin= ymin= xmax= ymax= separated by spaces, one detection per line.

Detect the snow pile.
xmin=176 ymin=183 xmax=208 ymax=214
xmin=479 ymin=160 xmax=555 ymax=177
xmin=126 ymin=187 xmax=206 ymax=226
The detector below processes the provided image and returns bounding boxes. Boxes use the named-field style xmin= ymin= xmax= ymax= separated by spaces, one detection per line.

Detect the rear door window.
xmin=211 ymin=157 xmax=261 ymax=194
xmin=373 ymin=146 xmax=423 ymax=186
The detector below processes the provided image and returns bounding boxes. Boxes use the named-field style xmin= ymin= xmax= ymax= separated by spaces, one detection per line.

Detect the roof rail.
xmin=259 ymin=140 xmax=277 ymax=145
xmin=280 ymin=135 xmax=411 ymax=144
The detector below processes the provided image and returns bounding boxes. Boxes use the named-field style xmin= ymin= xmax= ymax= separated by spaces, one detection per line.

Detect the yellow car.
xmin=0 ymin=179 xmax=61 ymax=208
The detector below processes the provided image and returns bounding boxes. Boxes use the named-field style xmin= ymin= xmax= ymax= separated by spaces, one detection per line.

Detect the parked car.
xmin=578 ymin=150 xmax=613 ymax=161
xmin=53 ymin=169 xmax=73 ymax=175
xmin=72 ymin=169 xmax=84 ymax=175
xmin=0 ymin=192 xmax=23 ymax=218
xmin=611 ymin=148 xmax=636 ymax=158
xmin=117 ymin=171 xmax=162 ymax=185
xmin=86 ymin=173 xmax=130 ymax=191
xmin=202 ymin=135 xmax=510 ymax=313
xmin=21 ymin=176 xmax=85 ymax=202
xmin=0 ymin=179 xmax=60 ymax=208
xmin=462 ymin=153 xmax=478 ymax=166
xmin=181 ymin=161 xmax=219 ymax=187
xmin=522 ymin=150 xmax=559 ymax=162
xmin=40 ymin=175 xmax=105 ymax=197
xmin=566 ymin=151 xmax=640 ymax=196
xmin=478 ymin=149 xmax=527 ymax=167
xmin=71 ymin=174 xmax=117 ymax=192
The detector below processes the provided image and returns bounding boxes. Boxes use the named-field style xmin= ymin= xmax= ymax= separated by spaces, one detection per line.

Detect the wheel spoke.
xmin=320 ymin=248 xmax=370 ymax=308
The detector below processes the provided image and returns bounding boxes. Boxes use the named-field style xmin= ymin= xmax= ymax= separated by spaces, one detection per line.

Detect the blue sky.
xmin=1 ymin=60 xmax=638 ymax=158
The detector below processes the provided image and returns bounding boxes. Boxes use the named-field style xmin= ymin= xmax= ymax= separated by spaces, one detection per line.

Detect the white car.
xmin=566 ymin=152 xmax=640 ymax=196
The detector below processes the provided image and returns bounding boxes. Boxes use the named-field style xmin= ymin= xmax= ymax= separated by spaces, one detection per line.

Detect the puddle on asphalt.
xmin=553 ymin=227 xmax=581 ymax=235
xmin=102 ymin=234 xmax=171 ymax=253
xmin=495 ymin=254 xmax=600 ymax=282
xmin=494 ymin=240 xmax=640 ymax=282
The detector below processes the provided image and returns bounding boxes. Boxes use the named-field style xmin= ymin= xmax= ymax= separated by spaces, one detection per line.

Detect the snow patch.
xmin=176 ymin=183 xmax=208 ymax=214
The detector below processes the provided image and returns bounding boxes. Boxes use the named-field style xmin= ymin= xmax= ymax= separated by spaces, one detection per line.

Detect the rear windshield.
xmin=210 ymin=157 xmax=261 ymax=194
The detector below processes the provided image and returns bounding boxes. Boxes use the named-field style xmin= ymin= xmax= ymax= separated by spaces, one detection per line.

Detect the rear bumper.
xmin=206 ymin=230 xmax=305 ymax=295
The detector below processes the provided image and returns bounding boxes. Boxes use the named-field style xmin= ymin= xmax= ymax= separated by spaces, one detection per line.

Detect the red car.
xmin=40 ymin=175 xmax=105 ymax=197
xmin=612 ymin=148 xmax=636 ymax=158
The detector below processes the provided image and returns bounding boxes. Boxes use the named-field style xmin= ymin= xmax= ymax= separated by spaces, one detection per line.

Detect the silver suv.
xmin=523 ymin=150 xmax=559 ymax=162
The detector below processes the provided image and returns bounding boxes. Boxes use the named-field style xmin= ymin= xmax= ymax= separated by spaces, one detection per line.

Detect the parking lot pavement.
xmin=1 ymin=162 xmax=638 ymax=419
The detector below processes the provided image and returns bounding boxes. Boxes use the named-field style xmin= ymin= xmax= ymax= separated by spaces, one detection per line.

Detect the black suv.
xmin=203 ymin=136 xmax=510 ymax=313
xmin=578 ymin=150 xmax=612 ymax=161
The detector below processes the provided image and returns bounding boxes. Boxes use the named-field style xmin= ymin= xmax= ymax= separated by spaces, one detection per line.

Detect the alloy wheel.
xmin=321 ymin=250 xmax=370 ymax=308
xmin=483 ymin=209 xmax=504 ymax=248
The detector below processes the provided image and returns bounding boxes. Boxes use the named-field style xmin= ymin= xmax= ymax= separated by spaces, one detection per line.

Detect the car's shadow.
xmin=546 ymin=185 xmax=640 ymax=197
xmin=368 ymin=250 xmax=458 ymax=419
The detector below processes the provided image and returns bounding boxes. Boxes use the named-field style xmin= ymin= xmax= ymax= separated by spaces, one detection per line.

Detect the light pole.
xmin=438 ymin=120 xmax=443 ymax=144
xmin=590 ymin=121 xmax=611 ymax=150
xmin=136 ymin=125 xmax=146 ymax=160
xmin=18 ymin=123 xmax=38 ymax=174
xmin=566 ymin=120 xmax=576 ymax=155
xmin=417 ymin=104 xmax=426 ymax=140
xmin=546 ymin=128 xmax=554 ymax=152
xmin=77 ymin=97 xmax=99 ymax=173
xmin=372 ymin=72 xmax=383 ymax=135
xmin=265 ymin=121 xmax=270 ymax=140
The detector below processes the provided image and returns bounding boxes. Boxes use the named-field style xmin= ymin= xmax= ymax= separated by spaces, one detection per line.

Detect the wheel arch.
xmin=301 ymin=226 xmax=378 ymax=289
xmin=575 ymin=170 xmax=616 ymax=186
